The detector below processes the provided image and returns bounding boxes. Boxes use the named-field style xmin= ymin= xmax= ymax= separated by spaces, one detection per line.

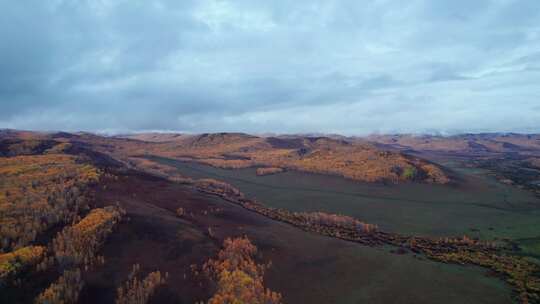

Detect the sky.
xmin=1 ymin=0 xmax=539 ymax=135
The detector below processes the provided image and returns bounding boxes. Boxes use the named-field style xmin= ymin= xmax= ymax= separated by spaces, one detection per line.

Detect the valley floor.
xmin=86 ymin=168 xmax=513 ymax=304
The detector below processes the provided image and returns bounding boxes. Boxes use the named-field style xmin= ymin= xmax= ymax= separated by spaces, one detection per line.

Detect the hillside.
xmin=367 ymin=133 xmax=540 ymax=155
xmin=106 ymin=133 xmax=450 ymax=184
xmin=6 ymin=131 xmax=450 ymax=185
xmin=0 ymin=136 xmax=284 ymax=304
xmin=115 ymin=133 xmax=189 ymax=143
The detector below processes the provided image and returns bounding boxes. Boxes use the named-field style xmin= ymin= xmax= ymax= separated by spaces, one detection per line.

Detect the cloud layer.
xmin=1 ymin=0 xmax=539 ymax=134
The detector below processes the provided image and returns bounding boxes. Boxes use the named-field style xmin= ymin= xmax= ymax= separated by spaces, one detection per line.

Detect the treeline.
xmin=0 ymin=155 xmax=100 ymax=252
xmin=0 ymin=245 xmax=45 ymax=285
xmin=430 ymin=249 xmax=540 ymax=303
xmin=35 ymin=268 xmax=83 ymax=304
xmin=255 ymin=167 xmax=284 ymax=176
xmin=203 ymin=237 xmax=282 ymax=304
xmin=193 ymin=178 xmax=378 ymax=235
xmin=115 ymin=264 xmax=166 ymax=304
xmin=130 ymin=159 xmax=380 ymax=237
xmin=125 ymin=160 xmax=380 ymax=237
xmin=34 ymin=205 xmax=125 ymax=304
xmin=292 ymin=211 xmax=378 ymax=233
xmin=52 ymin=205 xmax=125 ymax=269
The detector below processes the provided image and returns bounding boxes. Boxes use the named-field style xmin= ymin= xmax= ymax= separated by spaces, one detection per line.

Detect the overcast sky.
xmin=1 ymin=1 xmax=539 ymax=135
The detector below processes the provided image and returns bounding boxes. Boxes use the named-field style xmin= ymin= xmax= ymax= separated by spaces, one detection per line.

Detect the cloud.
xmin=0 ymin=0 xmax=539 ymax=134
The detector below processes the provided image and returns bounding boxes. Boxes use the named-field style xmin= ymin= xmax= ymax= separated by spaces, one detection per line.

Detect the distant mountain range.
xmin=364 ymin=133 xmax=540 ymax=154
xmin=3 ymin=128 xmax=540 ymax=154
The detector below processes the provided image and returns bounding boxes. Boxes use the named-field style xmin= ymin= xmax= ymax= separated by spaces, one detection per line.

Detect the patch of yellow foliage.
xmin=44 ymin=143 xmax=73 ymax=154
xmin=0 ymin=245 xmax=45 ymax=281
xmin=204 ymin=237 xmax=282 ymax=304
xmin=0 ymin=154 xmax=100 ymax=251
xmin=53 ymin=206 xmax=125 ymax=268
xmin=115 ymin=264 xmax=166 ymax=304
xmin=35 ymin=268 xmax=82 ymax=304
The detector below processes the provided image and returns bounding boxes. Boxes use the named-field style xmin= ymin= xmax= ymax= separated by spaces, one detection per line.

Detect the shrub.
xmin=402 ymin=167 xmax=417 ymax=180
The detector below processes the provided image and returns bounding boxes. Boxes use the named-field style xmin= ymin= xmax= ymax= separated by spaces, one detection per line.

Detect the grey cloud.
xmin=0 ymin=0 xmax=539 ymax=134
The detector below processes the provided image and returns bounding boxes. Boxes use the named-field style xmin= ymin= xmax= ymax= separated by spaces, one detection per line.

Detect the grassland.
xmin=147 ymin=157 xmax=540 ymax=241
xmin=144 ymin=156 xmax=540 ymax=303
